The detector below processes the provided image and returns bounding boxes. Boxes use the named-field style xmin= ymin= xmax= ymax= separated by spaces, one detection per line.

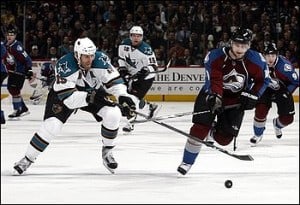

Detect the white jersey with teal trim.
xmin=53 ymin=51 xmax=128 ymax=109
xmin=118 ymin=38 xmax=158 ymax=80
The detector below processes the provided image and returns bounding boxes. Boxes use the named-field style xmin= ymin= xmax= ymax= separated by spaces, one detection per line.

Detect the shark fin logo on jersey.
xmin=125 ymin=55 xmax=137 ymax=68
xmin=98 ymin=53 xmax=109 ymax=65
xmin=144 ymin=47 xmax=153 ymax=55
xmin=223 ymin=69 xmax=245 ymax=92
xmin=57 ymin=61 xmax=71 ymax=74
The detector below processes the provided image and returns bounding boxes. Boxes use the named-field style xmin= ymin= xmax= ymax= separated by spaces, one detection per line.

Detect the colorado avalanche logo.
xmin=223 ymin=69 xmax=245 ymax=92
xmin=6 ymin=53 xmax=15 ymax=65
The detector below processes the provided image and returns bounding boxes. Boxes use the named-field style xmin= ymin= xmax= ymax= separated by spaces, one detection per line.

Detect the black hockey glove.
xmin=119 ymin=96 xmax=136 ymax=118
xmin=118 ymin=66 xmax=130 ymax=84
xmin=86 ymin=87 xmax=115 ymax=107
xmin=25 ymin=69 xmax=34 ymax=80
xmin=118 ymin=66 xmax=129 ymax=78
xmin=240 ymin=91 xmax=258 ymax=110
xmin=136 ymin=66 xmax=150 ymax=80
xmin=206 ymin=93 xmax=223 ymax=115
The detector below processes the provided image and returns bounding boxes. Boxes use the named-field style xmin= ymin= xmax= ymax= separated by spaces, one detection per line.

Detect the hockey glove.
xmin=118 ymin=66 xmax=131 ymax=83
xmin=119 ymin=96 xmax=136 ymax=118
xmin=240 ymin=91 xmax=258 ymax=110
xmin=118 ymin=66 xmax=129 ymax=78
xmin=206 ymin=93 xmax=223 ymax=115
xmin=86 ymin=87 xmax=115 ymax=107
xmin=136 ymin=66 xmax=150 ymax=80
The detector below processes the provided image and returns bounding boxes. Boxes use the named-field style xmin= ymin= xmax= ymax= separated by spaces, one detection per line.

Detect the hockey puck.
xmin=225 ymin=180 xmax=232 ymax=188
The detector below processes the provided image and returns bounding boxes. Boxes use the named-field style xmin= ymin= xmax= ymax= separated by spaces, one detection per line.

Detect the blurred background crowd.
xmin=1 ymin=0 xmax=299 ymax=68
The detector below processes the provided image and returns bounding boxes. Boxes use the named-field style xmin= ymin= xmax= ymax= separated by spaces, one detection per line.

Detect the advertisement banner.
xmin=148 ymin=67 xmax=205 ymax=95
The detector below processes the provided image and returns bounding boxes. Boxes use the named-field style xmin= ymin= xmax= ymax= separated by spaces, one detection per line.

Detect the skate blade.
xmin=11 ymin=168 xmax=26 ymax=176
xmin=8 ymin=111 xmax=30 ymax=120
xmin=103 ymin=162 xmax=116 ymax=174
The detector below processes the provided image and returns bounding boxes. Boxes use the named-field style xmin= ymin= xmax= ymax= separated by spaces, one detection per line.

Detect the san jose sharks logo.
xmin=57 ymin=61 xmax=71 ymax=74
xmin=144 ymin=47 xmax=153 ymax=55
xmin=125 ymin=54 xmax=137 ymax=68
xmin=98 ymin=53 xmax=109 ymax=65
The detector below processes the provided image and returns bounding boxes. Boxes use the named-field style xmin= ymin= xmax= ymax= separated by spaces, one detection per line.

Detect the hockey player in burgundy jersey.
xmin=13 ymin=37 xmax=136 ymax=175
xmin=177 ymin=28 xmax=271 ymax=175
xmin=4 ymin=27 xmax=33 ymax=119
xmin=250 ymin=43 xmax=299 ymax=145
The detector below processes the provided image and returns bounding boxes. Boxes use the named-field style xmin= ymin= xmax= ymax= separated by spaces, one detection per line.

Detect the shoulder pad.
xmin=92 ymin=51 xmax=111 ymax=69
xmin=56 ymin=53 xmax=78 ymax=77
xmin=137 ymin=41 xmax=153 ymax=55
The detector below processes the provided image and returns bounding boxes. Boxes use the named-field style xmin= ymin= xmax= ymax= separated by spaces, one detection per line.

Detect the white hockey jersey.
xmin=118 ymin=38 xmax=158 ymax=80
xmin=53 ymin=51 xmax=128 ymax=109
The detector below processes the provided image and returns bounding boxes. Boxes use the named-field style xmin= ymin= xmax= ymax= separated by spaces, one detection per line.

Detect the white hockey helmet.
xmin=74 ymin=37 xmax=96 ymax=61
xmin=130 ymin=26 xmax=143 ymax=41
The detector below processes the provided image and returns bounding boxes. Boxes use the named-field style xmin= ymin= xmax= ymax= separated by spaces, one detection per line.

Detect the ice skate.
xmin=122 ymin=115 xmax=136 ymax=133
xmin=122 ymin=122 xmax=134 ymax=132
xmin=250 ymin=135 xmax=263 ymax=145
xmin=102 ymin=146 xmax=118 ymax=174
xmin=273 ymin=118 xmax=282 ymax=139
xmin=147 ymin=103 xmax=161 ymax=119
xmin=8 ymin=107 xmax=30 ymax=119
xmin=177 ymin=162 xmax=192 ymax=175
xmin=30 ymin=90 xmax=43 ymax=105
xmin=13 ymin=156 xmax=33 ymax=175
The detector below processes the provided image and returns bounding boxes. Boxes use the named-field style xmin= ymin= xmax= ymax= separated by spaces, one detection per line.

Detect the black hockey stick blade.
xmin=134 ymin=110 xmax=254 ymax=161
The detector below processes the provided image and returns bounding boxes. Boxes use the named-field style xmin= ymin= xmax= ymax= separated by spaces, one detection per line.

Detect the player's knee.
xmin=99 ymin=106 xmax=122 ymax=130
xmin=36 ymin=117 xmax=64 ymax=142
xmin=190 ymin=123 xmax=210 ymax=140
xmin=214 ymin=131 xmax=234 ymax=146
xmin=279 ymin=115 xmax=294 ymax=126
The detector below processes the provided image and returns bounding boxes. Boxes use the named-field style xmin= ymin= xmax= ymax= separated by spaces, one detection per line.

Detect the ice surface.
xmin=1 ymin=99 xmax=299 ymax=204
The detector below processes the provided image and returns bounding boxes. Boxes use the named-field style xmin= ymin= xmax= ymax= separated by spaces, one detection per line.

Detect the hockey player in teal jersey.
xmin=118 ymin=26 xmax=160 ymax=132
xmin=13 ymin=37 xmax=136 ymax=175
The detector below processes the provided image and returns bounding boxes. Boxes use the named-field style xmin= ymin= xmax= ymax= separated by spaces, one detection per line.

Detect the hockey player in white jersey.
xmin=118 ymin=26 xmax=160 ymax=132
xmin=13 ymin=37 xmax=136 ymax=175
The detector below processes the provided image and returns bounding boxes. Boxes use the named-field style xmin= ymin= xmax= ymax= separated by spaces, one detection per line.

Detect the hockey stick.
xmin=7 ymin=70 xmax=47 ymax=82
xmin=133 ymin=110 xmax=210 ymax=124
xmin=149 ymin=58 xmax=171 ymax=74
xmin=133 ymin=110 xmax=254 ymax=161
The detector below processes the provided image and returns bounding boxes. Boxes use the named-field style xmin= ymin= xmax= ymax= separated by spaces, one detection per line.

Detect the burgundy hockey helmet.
xmin=231 ymin=28 xmax=252 ymax=44
xmin=264 ymin=43 xmax=278 ymax=55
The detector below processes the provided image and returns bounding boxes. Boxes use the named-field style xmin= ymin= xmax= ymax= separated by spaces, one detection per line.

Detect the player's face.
xmin=6 ymin=33 xmax=16 ymax=44
xmin=79 ymin=54 xmax=95 ymax=70
xmin=231 ymin=42 xmax=249 ymax=59
xmin=130 ymin=34 xmax=143 ymax=46
xmin=264 ymin=54 xmax=277 ymax=66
